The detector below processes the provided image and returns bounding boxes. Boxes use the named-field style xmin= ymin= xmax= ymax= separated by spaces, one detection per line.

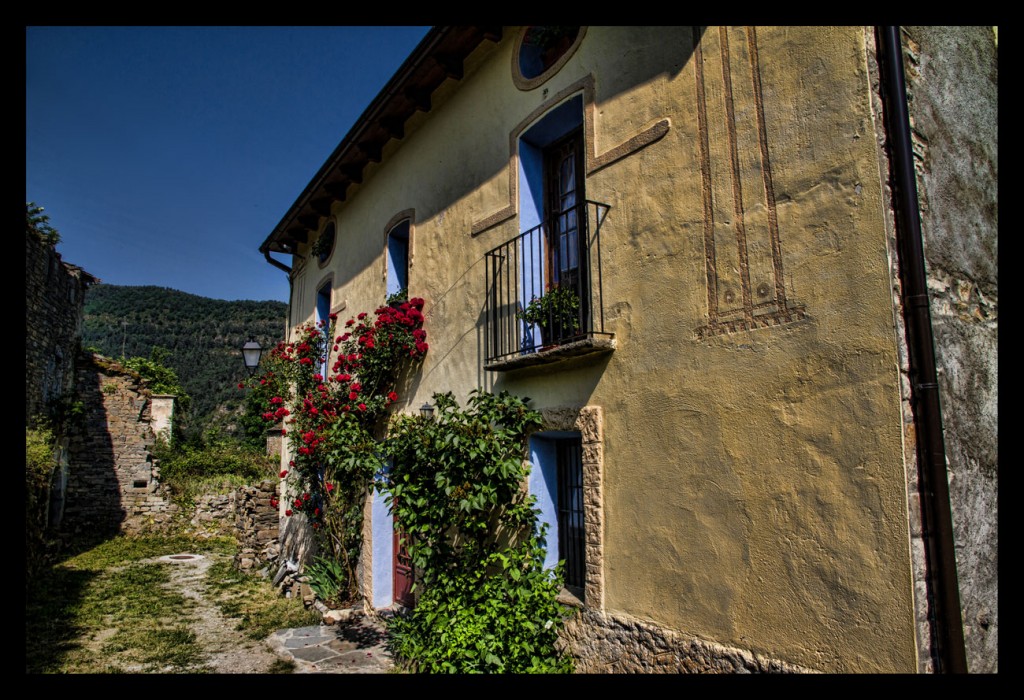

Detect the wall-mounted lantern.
xmin=241 ymin=338 xmax=263 ymax=376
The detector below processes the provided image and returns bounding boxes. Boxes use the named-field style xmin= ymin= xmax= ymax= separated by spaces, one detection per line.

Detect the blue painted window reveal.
xmin=387 ymin=221 xmax=410 ymax=298
xmin=315 ymin=282 xmax=331 ymax=378
xmin=517 ymin=95 xmax=584 ymax=353
xmin=529 ymin=431 xmax=585 ymax=593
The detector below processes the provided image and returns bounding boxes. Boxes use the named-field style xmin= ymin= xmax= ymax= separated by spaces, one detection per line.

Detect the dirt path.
xmin=151 ymin=551 xmax=287 ymax=673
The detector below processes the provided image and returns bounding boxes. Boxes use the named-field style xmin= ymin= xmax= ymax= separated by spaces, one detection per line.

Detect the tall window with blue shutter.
xmin=530 ymin=431 xmax=586 ymax=598
xmin=387 ymin=220 xmax=410 ymax=297
xmin=315 ymin=281 xmax=331 ymax=378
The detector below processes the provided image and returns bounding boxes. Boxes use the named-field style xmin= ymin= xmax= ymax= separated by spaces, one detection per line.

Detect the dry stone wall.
xmin=25 ymin=231 xmax=95 ymax=423
xmin=63 ymin=354 xmax=178 ymax=533
xmin=234 ymin=481 xmax=282 ymax=572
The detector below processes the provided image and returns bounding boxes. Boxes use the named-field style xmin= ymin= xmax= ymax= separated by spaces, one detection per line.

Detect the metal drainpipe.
xmin=263 ymin=249 xmax=292 ymax=275
xmin=876 ymin=26 xmax=968 ymax=673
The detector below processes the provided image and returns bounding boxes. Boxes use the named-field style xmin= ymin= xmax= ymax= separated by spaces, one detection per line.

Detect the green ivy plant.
xmin=383 ymin=390 xmax=574 ymax=673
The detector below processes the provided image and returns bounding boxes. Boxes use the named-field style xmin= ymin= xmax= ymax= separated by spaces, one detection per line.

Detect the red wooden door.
xmin=393 ymin=523 xmax=415 ymax=607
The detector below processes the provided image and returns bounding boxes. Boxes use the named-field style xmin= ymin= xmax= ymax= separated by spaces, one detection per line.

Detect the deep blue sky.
xmin=27 ymin=26 xmax=432 ymax=303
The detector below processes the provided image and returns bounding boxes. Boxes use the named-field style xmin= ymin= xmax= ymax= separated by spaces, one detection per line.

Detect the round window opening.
xmin=314 ymin=222 xmax=336 ymax=266
xmin=517 ymin=26 xmax=582 ymax=82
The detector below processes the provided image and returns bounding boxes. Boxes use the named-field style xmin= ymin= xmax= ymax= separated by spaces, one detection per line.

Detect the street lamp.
xmin=419 ymin=402 xmax=435 ymax=419
xmin=241 ymin=337 xmax=263 ymax=376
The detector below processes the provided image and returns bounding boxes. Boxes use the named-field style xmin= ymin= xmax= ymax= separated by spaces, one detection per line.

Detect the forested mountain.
xmin=82 ymin=284 xmax=287 ymax=438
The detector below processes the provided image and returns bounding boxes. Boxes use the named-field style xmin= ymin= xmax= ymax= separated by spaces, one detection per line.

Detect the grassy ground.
xmin=25 ymin=533 xmax=320 ymax=674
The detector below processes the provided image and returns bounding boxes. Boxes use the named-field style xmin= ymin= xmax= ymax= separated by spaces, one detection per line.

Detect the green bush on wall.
xmin=26 ymin=425 xmax=57 ymax=584
xmin=384 ymin=390 xmax=575 ymax=673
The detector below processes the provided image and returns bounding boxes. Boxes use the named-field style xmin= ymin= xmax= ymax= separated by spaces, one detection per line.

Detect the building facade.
xmin=260 ymin=27 xmax=996 ymax=673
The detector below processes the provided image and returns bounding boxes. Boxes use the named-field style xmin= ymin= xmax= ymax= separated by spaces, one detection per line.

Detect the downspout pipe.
xmin=876 ymin=25 xmax=968 ymax=673
xmin=263 ymin=249 xmax=292 ymax=276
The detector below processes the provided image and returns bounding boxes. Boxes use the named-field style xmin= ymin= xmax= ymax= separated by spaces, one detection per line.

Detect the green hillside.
xmin=82 ymin=284 xmax=287 ymax=439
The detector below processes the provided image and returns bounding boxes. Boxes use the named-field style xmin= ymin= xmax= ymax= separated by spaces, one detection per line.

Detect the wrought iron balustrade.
xmin=484 ymin=200 xmax=611 ymax=368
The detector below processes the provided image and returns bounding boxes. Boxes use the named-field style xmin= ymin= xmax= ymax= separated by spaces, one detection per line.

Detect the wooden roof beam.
xmin=310 ymin=197 xmax=333 ymax=217
xmin=434 ymin=53 xmax=464 ymax=80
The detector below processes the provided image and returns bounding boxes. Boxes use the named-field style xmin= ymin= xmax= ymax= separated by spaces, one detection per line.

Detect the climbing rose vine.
xmin=241 ymin=292 xmax=428 ymax=601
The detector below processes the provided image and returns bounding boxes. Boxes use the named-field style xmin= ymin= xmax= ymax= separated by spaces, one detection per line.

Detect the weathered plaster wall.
xmin=285 ymin=26 xmax=918 ymax=672
xmin=149 ymin=394 xmax=175 ymax=443
xmin=902 ymin=26 xmax=998 ymax=673
xmin=25 ymin=232 xmax=93 ymax=423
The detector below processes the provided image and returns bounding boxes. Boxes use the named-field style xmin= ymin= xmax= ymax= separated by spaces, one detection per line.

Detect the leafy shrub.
xmin=154 ymin=438 xmax=275 ymax=505
xmin=120 ymin=347 xmax=191 ymax=411
xmin=26 ymin=425 xmax=57 ymax=583
xmin=387 ymin=537 xmax=573 ymax=673
xmin=303 ymin=555 xmax=348 ymax=609
xmin=384 ymin=390 xmax=574 ymax=673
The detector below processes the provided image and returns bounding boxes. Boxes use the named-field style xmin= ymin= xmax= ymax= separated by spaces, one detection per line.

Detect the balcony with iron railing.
xmin=484 ymin=200 xmax=614 ymax=371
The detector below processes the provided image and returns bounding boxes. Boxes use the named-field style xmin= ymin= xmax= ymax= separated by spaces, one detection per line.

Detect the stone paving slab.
xmin=266 ymin=616 xmax=394 ymax=674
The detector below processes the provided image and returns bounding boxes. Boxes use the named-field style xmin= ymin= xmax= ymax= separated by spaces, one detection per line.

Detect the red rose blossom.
xmin=279 ymin=470 xmax=288 ymax=478
xmin=285 ymin=509 xmax=293 ymax=516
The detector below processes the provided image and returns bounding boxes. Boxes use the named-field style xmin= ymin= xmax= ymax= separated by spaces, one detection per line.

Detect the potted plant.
xmin=517 ymin=283 xmax=581 ymax=349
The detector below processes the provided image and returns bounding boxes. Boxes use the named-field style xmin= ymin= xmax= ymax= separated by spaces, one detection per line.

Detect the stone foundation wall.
xmin=561 ymin=605 xmax=815 ymax=671
xmin=560 ymin=608 xmax=815 ymax=674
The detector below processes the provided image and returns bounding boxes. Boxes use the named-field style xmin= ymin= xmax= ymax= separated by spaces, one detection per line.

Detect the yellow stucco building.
xmin=260 ymin=27 xmax=997 ymax=673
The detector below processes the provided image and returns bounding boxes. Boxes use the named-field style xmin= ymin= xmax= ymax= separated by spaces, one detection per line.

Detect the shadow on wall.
xmin=63 ymin=355 xmax=128 ymax=535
